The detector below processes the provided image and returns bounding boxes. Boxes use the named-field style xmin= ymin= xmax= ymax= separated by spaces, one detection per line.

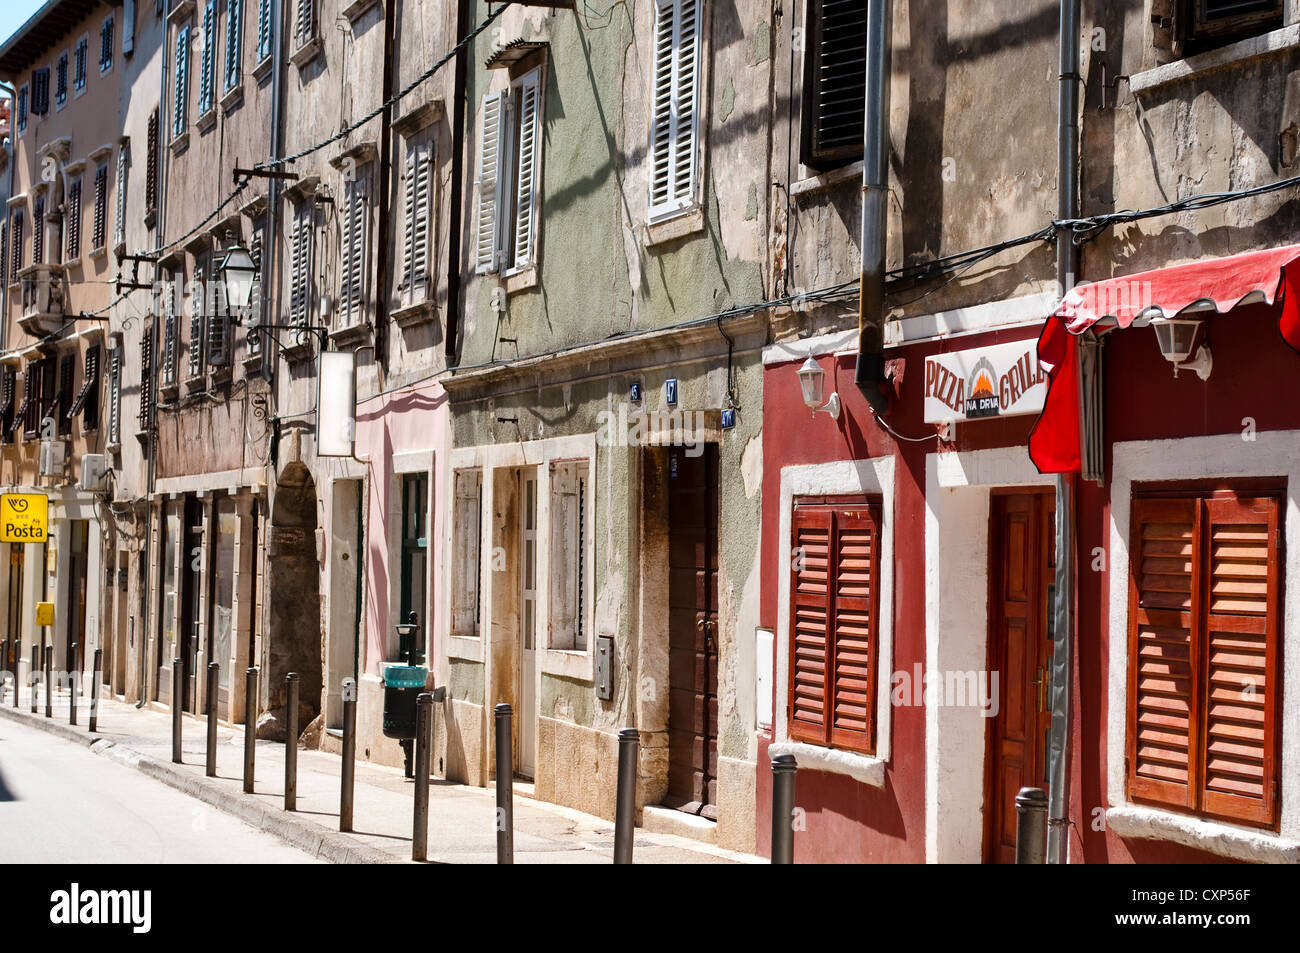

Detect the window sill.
xmin=133 ymin=428 xmax=150 ymax=442
xmin=183 ymin=374 xmax=207 ymax=394
xmin=447 ymin=635 xmax=483 ymax=663
xmin=1105 ymin=805 xmax=1300 ymax=864
xmin=209 ymin=366 xmax=232 ymax=387
xmin=196 ymin=109 xmax=217 ymax=135
xmin=1129 ymin=23 xmax=1300 ymax=95
xmin=290 ymin=37 xmax=322 ymax=71
xmin=106 ymin=441 xmax=121 ymax=455
xmin=159 ymin=383 xmax=180 ymax=403
xmin=790 ymin=159 xmax=864 ymax=198
xmin=644 ymin=206 xmax=705 ymax=248
xmin=89 ymin=246 xmax=107 ymax=261
xmin=342 ymin=0 xmax=380 ymax=21
xmin=391 ymin=299 xmax=436 ymax=328
xmin=767 ymin=740 xmax=886 ymax=788
xmin=329 ymin=321 xmax=371 ymax=347
xmin=253 ymin=56 xmax=273 ymax=85
xmin=170 ymin=131 xmax=190 ymax=154
xmin=504 ymin=267 xmax=538 ymax=295
xmin=220 ymin=83 xmax=243 ymax=113
xmin=241 ymin=353 xmax=267 ymax=376
xmin=540 ymin=648 xmax=591 ymax=681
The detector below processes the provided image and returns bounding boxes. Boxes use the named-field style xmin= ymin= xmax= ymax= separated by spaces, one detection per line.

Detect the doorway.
xmin=517 ymin=469 xmax=538 ymax=779
xmin=266 ymin=463 xmax=322 ymax=737
xmin=64 ymin=520 xmax=89 ymax=677
xmin=984 ymin=490 xmax=1055 ymax=863
xmin=666 ymin=444 xmax=719 ymax=819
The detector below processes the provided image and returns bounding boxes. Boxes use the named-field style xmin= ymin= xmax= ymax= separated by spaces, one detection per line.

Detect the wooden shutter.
xmin=56 ymin=54 xmax=67 ymax=105
xmin=829 ymin=506 xmax=880 ymax=752
xmin=10 ymin=210 xmax=22 ymax=277
xmin=452 ymin=470 xmax=483 ymax=636
xmin=257 ymin=0 xmax=273 ymax=60
xmin=247 ymin=227 xmax=264 ymax=350
xmin=802 ymin=0 xmax=867 ymax=170
xmin=93 ymin=165 xmax=108 ymax=250
xmin=146 ymin=109 xmax=159 ymax=215
xmin=66 ymin=179 xmax=82 ymax=259
xmin=114 ymin=144 xmax=128 ymax=247
xmin=32 ymin=68 xmax=49 ymax=116
xmin=174 ymin=27 xmax=189 ymax=138
xmin=57 ymin=353 xmax=74 ymax=435
xmin=289 ymin=204 xmax=313 ymax=326
xmin=1200 ymin=494 xmax=1280 ymax=826
xmin=225 ymin=0 xmax=242 ymax=90
xmin=108 ymin=344 xmax=122 ymax=443
xmin=138 ymin=331 xmax=153 ymax=428
xmin=649 ymin=0 xmax=701 ymax=221
xmin=70 ymin=345 xmax=100 ymax=431
xmin=199 ymin=1 xmax=216 ymax=113
xmin=75 ymin=39 xmax=86 ymax=89
xmin=402 ymin=142 xmax=431 ymax=295
xmin=296 ymin=0 xmax=314 ymax=45
xmin=189 ymin=265 xmax=206 ymax=376
xmin=475 ymin=91 xmax=505 ymax=274
xmin=341 ymin=179 xmax=367 ymax=324
xmin=101 ymin=15 xmax=114 ymax=71
xmin=511 ymin=71 xmax=541 ymax=270
xmin=0 ymin=367 xmax=15 ymax=443
xmin=789 ymin=507 xmax=832 ymax=744
xmin=123 ymin=0 xmax=136 ymax=56
xmin=33 ymin=196 xmax=44 ymax=265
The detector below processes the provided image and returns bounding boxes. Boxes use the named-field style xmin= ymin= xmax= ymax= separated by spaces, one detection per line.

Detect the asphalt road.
xmin=0 ymin=717 xmax=317 ymax=863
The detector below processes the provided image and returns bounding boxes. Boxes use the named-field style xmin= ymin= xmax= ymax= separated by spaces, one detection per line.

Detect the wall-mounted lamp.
xmin=1150 ymin=314 xmax=1212 ymax=381
xmin=216 ymin=239 xmax=257 ymax=311
xmin=797 ymin=355 xmax=842 ymax=420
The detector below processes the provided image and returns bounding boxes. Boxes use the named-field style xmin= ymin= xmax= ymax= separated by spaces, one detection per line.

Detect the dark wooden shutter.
xmin=829 ymin=506 xmax=880 ymax=753
xmin=1126 ymin=497 xmax=1199 ymax=812
xmin=57 ymin=353 xmax=75 ymax=435
xmin=67 ymin=178 xmax=82 ymax=259
xmin=93 ymin=165 xmax=108 ymax=250
xmin=145 ymin=108 xmax=159 ymax=218
xmin=1200 ymin=495 xmax=1280 ymax=827
xmin=801 ymin=0 xmax=867 ymax=171
xmin=138 ymin=330 xmax=153 ymax=430
xmin=789 ymin=507 xmax=831 ymax=744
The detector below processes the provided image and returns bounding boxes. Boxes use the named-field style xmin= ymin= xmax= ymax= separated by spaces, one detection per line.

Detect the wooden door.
xmin=518 ymin=470 xmax=538 ymax=779
xmin=666 ymin=445 xmax=720 ymax=819
xmin=985 ymin=491 xmax=1055 ymax=864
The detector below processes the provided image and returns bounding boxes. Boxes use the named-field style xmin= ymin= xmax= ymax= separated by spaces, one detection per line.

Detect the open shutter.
xmin=173 ymin=27 xmax=189 ymax=138
xmin=802 ymin=0 xmax=867 ymax=170
xmin=108 ymin=344 xmax=122 ymax=443
xmin=1126 ymin=497 xmax=1199 ymax=812
xmin=289 ymin=204 xmax=313 ymax=326
xmin=114 ymin=143 xmax=128 ymax=247
xmin=66 ymin=179 xmax=82 ymax=259
xmin=189 ymin=266 xmax=206 ymax=376
xmin=789 ymin=507 xmax=831 ymax=744
xmin=199 ymin=1 xmax=216 ymax=113
xmin=257 ymin=0 xmax=273 ymax=60
xmin=511 ymin=72 xmax=541 ymax=270
xmin=138 ymin=331 xmax=152 ymax=428
xmin=33 ymin=197 xmax=44 ymax=265
xmin=474 ymin=91 xmax=505 ymax=274
xmin=146 ymin=110 xmax=159 ymax=215
xmin=225 ymin=0 xmax=242 ymax=90
xmin=649 ymin=0 xmax=701 ymax=221
xmin=296 ymin=0 xmax=314 ymax=45
xmin=1200 ymin=494 xmax=1280 ymax=827
xmin=123 ymin=0 xmax=136 ymax=56
xmin=829 ymin=505 xmax=880 ymax=753
xmin=93 ymin=164 xmax=108 ymax=250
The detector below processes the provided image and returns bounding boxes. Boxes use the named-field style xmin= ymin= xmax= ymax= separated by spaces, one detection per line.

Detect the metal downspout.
xmin=0 ymin=81 xmax=13 ymax=354
xmin=854 ymin=0 xmax=891 ymax=415
xmin=1048 ymin=0 xmax=1081 ymax=865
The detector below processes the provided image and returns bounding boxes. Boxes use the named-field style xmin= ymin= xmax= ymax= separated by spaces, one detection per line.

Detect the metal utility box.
xmin=595 ymin=635 xmax=613 ymax=700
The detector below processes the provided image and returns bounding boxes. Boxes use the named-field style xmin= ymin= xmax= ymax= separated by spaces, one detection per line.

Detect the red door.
xmin=985 ymin=491 xmax=1055 ymax=863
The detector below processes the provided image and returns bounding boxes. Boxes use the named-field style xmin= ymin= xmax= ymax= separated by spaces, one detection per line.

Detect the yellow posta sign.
xmin=0 ymin=493 xmax=49 ymax=543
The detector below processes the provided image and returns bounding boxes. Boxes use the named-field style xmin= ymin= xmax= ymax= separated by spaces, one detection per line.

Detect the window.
xmin=475 ymin=67 xmax=543 ymax=276
xmin=16 ymin=85 xmax=27 ymax=134
xmin=146 ymin=109 xmax=160 ymax=218
xmin=789 ymin=497 xmax=882 ymax=754
xmin=801 ymin=0 xmax=866 ymax=171
xmin=451 ymin=469 xmax=483 ymax=637
xmin=288 ymin=200 xmax=314 ymax=327
xmin=10 ymin=209 xmax=24 ymax=277
xmin=399 ymin=472 xmax=430 ymax=634
xmin=138 ymin=329 xmax=153 ymax=429
xmin=93 ymin=163 xmax=109 ymax=251
xmin=400 ymin=140 xmax=432 ymax=304
xmin=1162 ymin=0 xmax=1285 ymax=55
xmin=114 ymin=142 xmax=129 ymax=248
xmin=189 ymin=261 xmax=207 ymax=378
xmin=207 ymin=251 xmax=232 ymax=366
xmin=173 ymin=26 xmax=190 ymax=139
xmin=294 ymin=0 xmax=315 ymax=49
xmin=100 ymin=15 xmax=115 ymax=74
xmin=74 ymin=37 xmax=88 ymax=91
xmin=70 ymin=345 xmax=100 ymax=432
xmin=56 ymin=53 xmax=68 ymax=107
xmin=33 ymin=196 xmax=45 ymax=265
xmin=225 ymin=0 xmax=243 ymax=91
xmin=66 ymin=177 xmax=83 ymax=260
xmin=339 ymin=173 xmax=369 ymax=327
xmin=0 ymin=366 xmax=15 ymax=444
xmin=56 ymin=353 xmax=75 ymax=437
xmin=161 ymin=278 xmax=178 ymax=387
xmin=549 ymin=461 xmax=589 ymax=651
xmin=256 ymin=0 xmax=274 ymax=61
xmin=199 ymin=1 xmax=217 ymax=114
xmin=247 ymin=225 xmax=265 ymax=353
xmin=21 ymin=357 xmax=55 ymax=440
xmin=31 ymin=68 xmax=50 ymax=116
xmin=108 ymin=343 xmax=122 ymax=444
xmin=1126 ymin=489 xmax=1281 ymax=829
xmin=649 ymin=0 xmax=702 ymax=222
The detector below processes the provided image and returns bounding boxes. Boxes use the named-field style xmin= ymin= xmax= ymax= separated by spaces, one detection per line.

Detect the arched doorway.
xmin=262 ymin=462 xmax=322 ymax=740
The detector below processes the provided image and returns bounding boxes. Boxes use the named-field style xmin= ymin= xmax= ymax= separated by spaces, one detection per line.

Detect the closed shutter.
xmin=66 ymin=179 xmax=82 ymax=259
xmin=247 ymin=227 xmax=264 ymax=351
xmin=93 ymin=164 xmax=108 ymax=250
xmin=402 ymin=143 xmax=431 ymax=295
xmin=146 ymin=109 xmax=159 ymax=215
xmin=802 ymin=0 xmax=867 ymax=170
xmin=100 ymin=16 xmax=115 ymax=72
xmin=296 ymin=0 xmax=314 ymax=45
xmin=474 ymin=91 xmax=505 ymax=274
xmin=33 ymin=197 xmax=44 ymax=265
xmin=340 ymin=180 xmax=367 ymax=325
xmin=108 ymin=344 xmax=122 ymax=443
xmin=11 ymin=211 xmax=23 ymax=277
xmin=199 ymin=1 xmax=216 ymax=113
xmin=174 ymin=27 xmax=190 ymax=138
xmin=189 ymin=265 xmax=206 ymax=376
xmin=32 ymin=68 xmax=49 ymax=116
xmin=138 ymin=331 xmax=153 ymax=428
xmin=289 ymin=204 xmax=313 ymax=326
xmin=511 ymin=72 xmax=541 ymax=270
xmin=123 ymin=0 xmax=136 ymax=56
xmin=1200 ymin=495 xmax=1280 ymax=826
xmin=75 ymin=39 xmax=87 ymax=90
xmin=789 ymin=507 xmax=831 ymax=744
xmin=257 ymin=0 xmax=273 ymax=60
xmin=225 ymin=0 xmax=242 ymax=90
xmin=56 ymin=55 xmax=68 ymax=106
xmin=829 ymin=507 xmax=880 ymax=751
xmin=452 ymin=470 xmax=483 ymax=636
xmin=649 ymin=0 xmax=701 ymax=221
xmin=114 ymin=144 xmax=128 ymax=247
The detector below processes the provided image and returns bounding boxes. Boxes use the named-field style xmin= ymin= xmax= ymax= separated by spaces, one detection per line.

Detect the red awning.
xmin=1028 ymin=244 xmax=1300 ymax=473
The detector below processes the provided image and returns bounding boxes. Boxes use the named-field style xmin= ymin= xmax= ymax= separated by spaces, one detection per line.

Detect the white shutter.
xmin=403 ymin=141 xmax=432 ymax=296
xmin=511 ymin=71 xmax=541 ymax=272
xmin=114 ymin=143 xmax=128 ymax=247
xmin=475 ymin=91 xmax=506 ymax=274
xmin=340 ymin=181 xmax=366 ymax=326
xmin=290 ymin=204 xmax=313 ymax=327
xmin=173 ymin=27 xmax=189 ymax=138
xmin=108 ymin=345 xmax=122 ymax=443
xmin=649 ymin=0 xmax=701 ymax=222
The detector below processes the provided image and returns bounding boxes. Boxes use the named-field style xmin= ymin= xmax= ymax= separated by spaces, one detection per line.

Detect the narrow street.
xmin=0 ymin=717 xmax=316 ymax=864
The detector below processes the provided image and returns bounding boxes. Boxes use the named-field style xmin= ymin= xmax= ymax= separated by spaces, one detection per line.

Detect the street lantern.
xmin=217 ymin=242 xmax=258 ymax=311
xmin=1149 ymin=313 xmax=1212 ymax=380
xmin=797 ymin=355 xmax=842 ymax=420
xmin=395 ymin=611 xmax=423 ymax=666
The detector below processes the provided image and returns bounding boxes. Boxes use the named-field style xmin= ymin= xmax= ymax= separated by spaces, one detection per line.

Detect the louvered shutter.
xmin=199 ymin=1 xmax=216 ymax=113
xmin=257 ymin=0 xmax=273 ymax=60
xmin=1127 ymin=497 xmax=1199 ymax=812
xmin=247 ymin=227 xmax=264 ymax=351
xmin=340 ymin=180 xmax=367 ymax=325
xmin=162 ymin=290 xmax=177 ymax=385
xmin=174 ymin=27 xmax=190 ymax=138
xmin=123 ymin=0 xmax=136 ymax=56
xmin=789 ymin=507 xmax=831 ymax=743
xmin=296 ymin=0 xmax=314 ymax=45
xmin=403 ymin=143 xmax=431 ymax=296
xmin=57 ymin=354 xmax=74 ymax=434
xmin=511 ymin=72 xmax=541 ymax=270
xmin=108 ymin=344 xmax=122 ymax=443
xmin=803 ymin=0 xmax=867 ymax=170
xmin=289 ymin=204 xmax=313 ymax=326
xmin=66 ymin=179 xmax=82 ymax=259
xmin=649 ymin=0 xmax=701 ymax=221
xmin=11 ymin=211 xmax=23 ymax=277
xmin=138 ymin=331 xmax=153 ymax=427
xmin=75 ymin=39 xmax=87 ymax=90
xmin=33 ymin=197 xmax=44 ymax=265
xmin=189 ymin=266 xmax=206 ymax=376
xmin=1200 ymin=495 xmax=1280 ymax=826
xmin=475 ymin=91 xmax=505 ymax=274
xmin=101 ymin=16 xmax=115 ymax=72
xmin=93 ymin=165 xmax=108 ymax=250
xmin=56 ymin=55 xmax=68 ymax=106
xmin=32 ymin=68 xmax=49 ymax=116
xmin=225 ymin=0 xmax=242 ymax=90
xmin=829 ymin=506 xmax=880 ymax=751
xmin=452 ymin=470 xmax=483 ymax=636
xmin=114 ymin=144 xmax=128 ymax=247
xmin=146 ymin=110 xmax=159 ymax=215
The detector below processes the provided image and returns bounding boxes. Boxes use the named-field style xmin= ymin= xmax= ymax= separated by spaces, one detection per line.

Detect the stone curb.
xmin=0 ymin=702 xmax=398 ymax=865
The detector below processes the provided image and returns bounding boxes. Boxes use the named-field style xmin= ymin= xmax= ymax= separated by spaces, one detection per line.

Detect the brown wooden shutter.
xmin=829 ymin=506 xmax=881 ymax=753
xmin=1200 ymin=494 xmax=1280 ymax=827
xmin=801 ymin=0 xmax=867 ymax=171
xmin=1126 ymin=497 xmax=1199 ymax=812
xmin=789 ymin=507 xmax=831 ymax=744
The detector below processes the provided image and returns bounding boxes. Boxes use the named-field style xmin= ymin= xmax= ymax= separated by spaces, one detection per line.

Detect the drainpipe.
xmin=372 ymin=0 xmax=397 ymax=379
xmin=0 ymin=81 xmax=13 ymax=354
xmin=444 ymin=0 xmax=470 ymax=367
xmin=1047 ymin=0 xmax=1081 ymax=866
xmin=853 ymin=0 xmax=891 ymax=415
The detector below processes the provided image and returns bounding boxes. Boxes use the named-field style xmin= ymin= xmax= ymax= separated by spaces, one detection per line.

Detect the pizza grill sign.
xmin=923 ymin=340 xmax=1048 ymax=424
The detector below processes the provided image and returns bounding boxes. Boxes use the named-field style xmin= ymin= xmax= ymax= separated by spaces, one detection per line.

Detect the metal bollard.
xmin=206 ymin=663 xmax=219 ymax=777
xmin=340 ymin=678 xmax=356 ymax=832
xmin=243 ymin=668 xmax=258 ymax=793
xmin=1 ymin=638 xmax=8 ymax=703
xmin=30 ymin=646 xmax=38 ymax=713
xmin=284 ymin=673 xmax=299 ymax=811
xmin=614 ymin=727 xmax=639 ymax=864
xmin=171 ymin=657 xmax=184 ymax=763
xmin=495 ymin=703 xmax=513 ymax=864
xmin=1015 ymin=787 xmax=1048 ymax=864
xmin=44 ymin=645 xmax=52 ymax=718
xmin=89 ymin=649 xmax=102 ymax=733
xmin=771 ymin=754 xmax=798 ymax=864
xmin=69 ymin=642 xmax=78 ymax=726
xmin=14 ymin=640 xmax=22 ymax=709
xmin=412 ymin=692 xmax=433 ymax=861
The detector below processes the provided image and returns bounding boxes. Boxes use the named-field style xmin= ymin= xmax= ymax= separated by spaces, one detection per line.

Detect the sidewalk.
xmin=0 ymin=683 xmax=759 ymax=865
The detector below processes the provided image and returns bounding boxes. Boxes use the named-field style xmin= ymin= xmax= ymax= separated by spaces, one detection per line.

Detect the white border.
xmin=1106 ymin=431 xmax=1300 ymax=860
xmin=771 ymin=457 xmax=895 ymax=786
